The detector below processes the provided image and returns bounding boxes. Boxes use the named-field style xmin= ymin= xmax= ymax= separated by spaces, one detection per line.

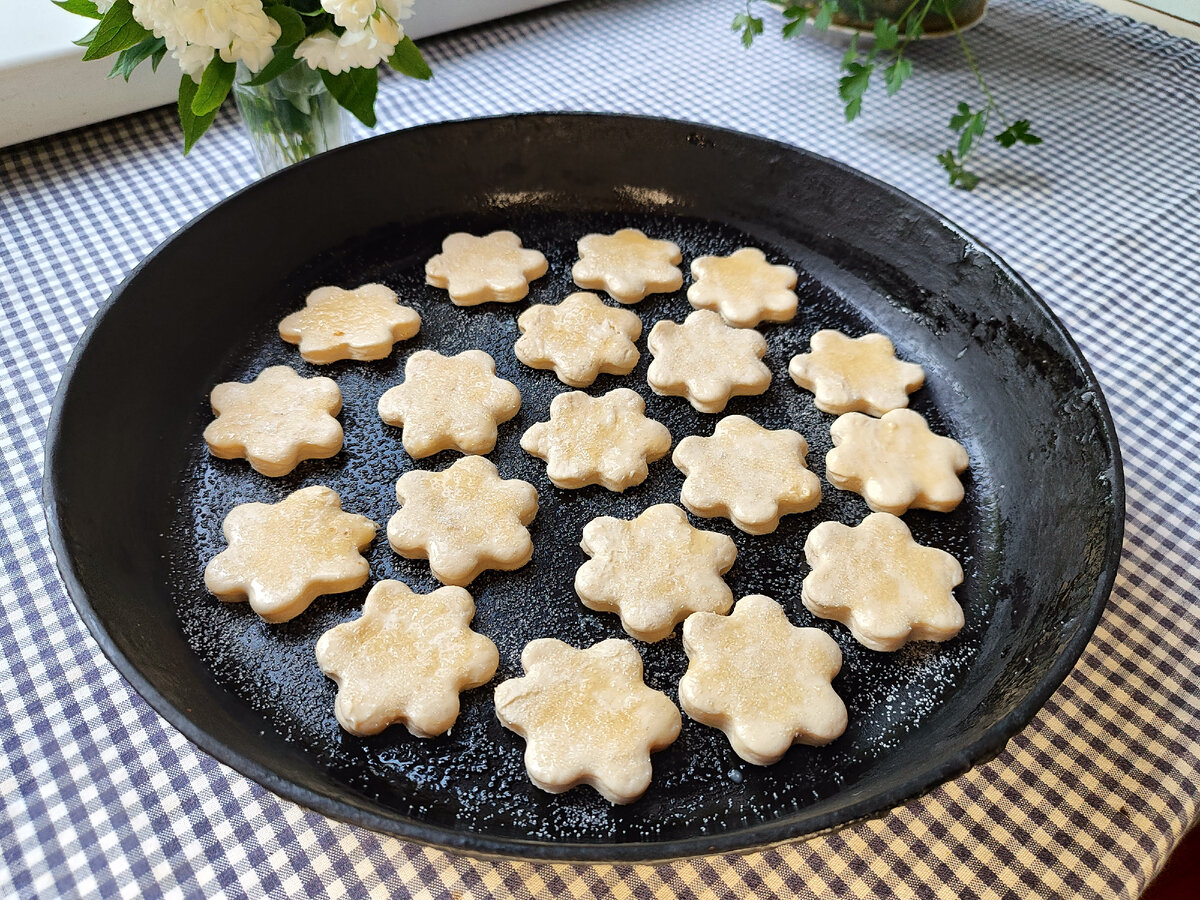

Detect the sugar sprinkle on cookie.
xmin=315 ymin=580 xmax=498 ymax=737
xmin=647 ymin=309 xmax=771 ymax=413
xmin=679 ymin=594 xmax=847 ymax=765
xmin=514 ymin=291 xmax=642 ymax=387
xmin=571 ymin=228 xmax=683 ymax=304
xmin=803 ymin=512 xmax=965 ymax=652
xmin=494 ymin=637 xmax=681 ymax=804
xmin=278 ymin=283 xmax=420 ymax=364
xmin=204 ymin=485 xmax=376 ymax=624
xmin=687 ymin=247 xmax=798 ymax=328
xmin=425 ymin=230 xmax=548 ymax=305
xmin=203 ymin=365 xmax=343 ymax=477
xmin=789 ymin=330 xmax=925 ymax=417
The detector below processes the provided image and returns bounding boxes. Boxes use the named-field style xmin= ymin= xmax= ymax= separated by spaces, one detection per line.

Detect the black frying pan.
xmin=44 ymin=113 xmax=1123 ymax=861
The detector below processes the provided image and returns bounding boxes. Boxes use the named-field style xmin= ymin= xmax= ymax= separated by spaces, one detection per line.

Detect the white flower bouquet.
xmin=57 ymin=0 xmax=431 ymax=152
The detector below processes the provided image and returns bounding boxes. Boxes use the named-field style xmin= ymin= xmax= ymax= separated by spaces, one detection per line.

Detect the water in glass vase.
xmin=232 ymin=62 xmax=349 ymax=175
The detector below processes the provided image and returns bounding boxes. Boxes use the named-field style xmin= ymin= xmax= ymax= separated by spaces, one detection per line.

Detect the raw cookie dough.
xmin=802 ymin=512 xmax=965 ymax=652
xmin=646 ymin=309 xmax=771 ymax=413
xmin=493 ymin=637 xmax=681 ymax=804
xmin=679 ymin=594 xmax=847 ymax=765
xmin=520 ymin=388 xmax=672 ymax=492
xmin=278 ymin=283 xmax=421 ymax=364
xmin=387 ymin=455 xmax=538 ymax=586
xmin=672 ymin=414 xmax=821 ymax=534
xmin=203 ymin=485 xmax=376 ymax=623
xmin=789 ymin=329 xmax=925 ymax=416
xmin=377 ymin=349 xmax=521 ymax=458
xmin=571 ymin=228 xmax=683 ymax=304
xmin=315 ymin=580 xmax=499 ymax=737
xmin=574 ymin=504 xmax=737 ymax=642
xmin=425 ymin=230 xmax=548 ymax=305
xmin=514 ymin=291 xmax=642 ymax=387
xmin=825 ymin=409 xmax=969 ymax=514
xmin=203 ymin=365 xmax=343 ymax=477
xmin=687 ymin=247 xmax=798 ymax=328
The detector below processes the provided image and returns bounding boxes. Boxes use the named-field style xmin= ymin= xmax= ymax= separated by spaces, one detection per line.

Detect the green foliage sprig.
xmin=59 ymin=0 xmax=432 ymax=154
xmin=734 ymin=0 xmax=1042 ymax=189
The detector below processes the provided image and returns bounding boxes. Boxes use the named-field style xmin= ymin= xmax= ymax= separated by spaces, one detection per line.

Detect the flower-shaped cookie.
xmin=575 ymin=504 xmax=737 ymax=642
xmin=494 ymin=638 xmax=681 ymax=804
xmin=387 ymin=455 xmax=538 ymax=586
xmin=571 ymin=228 xmax=683 ymax=304
xmin=687 ymin=247 xmax=798 ymax=328
xmin=315 ymin=580 xmax=499 ymax=737
xmin=520 ymin=388 xmax=672 ymax=492
xmin=425 ymin=230 xmax=548 ymax=305
xmin=672 ymin=415 xmax=821 ymax=534
xmin=204 ymin=486 xmax=376 ymax=623
xmin=825 ymin=409 xmax=969 ymax=514
xmin=789 ymin=330 xmax=925 ymax=416
xmin=679 ymin=594 xmax=847 ymax=765
xmin=377 ymin=349 xmax=521 ymax=458
xmin=277 ymin=283 xmax=421 ymax=364
xmin=203 ymin=365 xmax=343 ymax=477
xmin=646 ymin=309 xmax=772 ymax=413
xmin=514 ymin=291 xmax=643 ymax=387
xmin=802 ymin=512 xmax=965 ymax=651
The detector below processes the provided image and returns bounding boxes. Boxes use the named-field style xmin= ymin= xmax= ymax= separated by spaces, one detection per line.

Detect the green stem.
xmin=943 ymin=0 xmax=997 ymax=115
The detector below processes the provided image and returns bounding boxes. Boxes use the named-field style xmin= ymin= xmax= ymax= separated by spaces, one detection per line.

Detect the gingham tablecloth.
xmin=3 ymin=0 xmax=1199 ymax=896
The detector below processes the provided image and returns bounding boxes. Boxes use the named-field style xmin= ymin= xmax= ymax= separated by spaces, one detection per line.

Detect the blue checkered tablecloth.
xmin=3 ymin=0 xmax=1199 ymax=896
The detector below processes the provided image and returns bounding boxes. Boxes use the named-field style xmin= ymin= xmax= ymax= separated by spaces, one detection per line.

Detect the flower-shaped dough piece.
xmin=494 ymin=638 xmax=681 ymax=804
xmin=520 ymin=388 xmax=672 ymax=492
xmin=387 ymin=455 xmax=538 ymax=586
xmin=278 ymin=283 xmax=421 ymax=364
xmin=424 ymin=230 xmax=548 ymax=305
xmin=826 ymin=409 xmax=969 ymax=514
xmin=679 ymin=594 xmax=847 ymax=765
xmin=203 ymin=365 xmax=343 ymax=477
xmin=646 ymin=309 xmax=771 ymax=413
xmin=672 ymin=415 xmax=821 ymax=534
xmin=687 ymin=247 xmax=798 ymax=328
xmin=789 ymin=329 xmax=925 ymax=416
xmin=514 ymin=291 xmax=643 ymax=387
xmin=315 ymin=580 xmax=499 ymax=737
xmin=802 ymin=512 xmax=965 ymax=652
xmin=571 ymin=228 xmax=683 ymax=304
xmin=575 ymin=504 xmax=737 ymax=642
xmin=378 ymin=349 xmax=522 ymax=458
xmin=204 ymin=486 xmax=376 ymax=623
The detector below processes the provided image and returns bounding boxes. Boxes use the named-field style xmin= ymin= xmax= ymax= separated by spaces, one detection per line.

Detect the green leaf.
xmin=387 ymin=36 xmax=432 ymax=80
xmin=838 ymin=60 xmax=873 ymax=121
xmin=884 ymin=56 xmax=911 ymax=95
xmin=266 ymin=5 xmax=306 ymax=47
xmin=73 ymin=23 xmax=100 ymax=48
xmin=178 ymin=75 xmax=219 ymax=154
xmin=995 ymin=119 xmax=1042 ymax=148
xmin=841 ymin=34 xmax=859 ymax=68
xmin=732 ymin=13 xmax=764 ymax=48
xmin=245 ymin=45 xmax=302 ymax=86
xmin=150 ymin=43 xmax=167 ymax=71
xmin=813 ymin=0 xmax=837 ymax=31
xmin=81 ymin=0 xmax=153 ymax=61
xmin=781 ymin=3 xmax=810 ymax=19
xmin=108 ymin=36 xmax=165 ymax=82
xmin=290 ymin=0 xmax=326 ymax=14
xmin=191 ymin=57 xmax=236 ymax=117
xmin=872 ymin=17 xmax=899 ymax=51
xmin=53 ymin=0 xmax=103 ymax=19
xmin=937 ymin=150 xmax=980 ymax=191
xmin=320 ymin=66 xmax=378 ymax=127
xmin=949 ymin=101 xmax=974 ymax=132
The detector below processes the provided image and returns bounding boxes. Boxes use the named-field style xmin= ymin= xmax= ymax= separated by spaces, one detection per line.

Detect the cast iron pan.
xmin=44 ymin=113 xmax=1123 ymax=862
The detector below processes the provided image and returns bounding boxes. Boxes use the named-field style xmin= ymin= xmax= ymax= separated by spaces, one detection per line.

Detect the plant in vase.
xmin=734 ymin=0 xmax=1041 ymax=188
xmin=56 ymin=0 xmax=432 ymax=172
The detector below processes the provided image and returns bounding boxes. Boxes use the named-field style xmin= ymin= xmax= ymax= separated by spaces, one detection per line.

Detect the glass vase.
xmin=232 ymin=61 xmax=348 ymax=176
